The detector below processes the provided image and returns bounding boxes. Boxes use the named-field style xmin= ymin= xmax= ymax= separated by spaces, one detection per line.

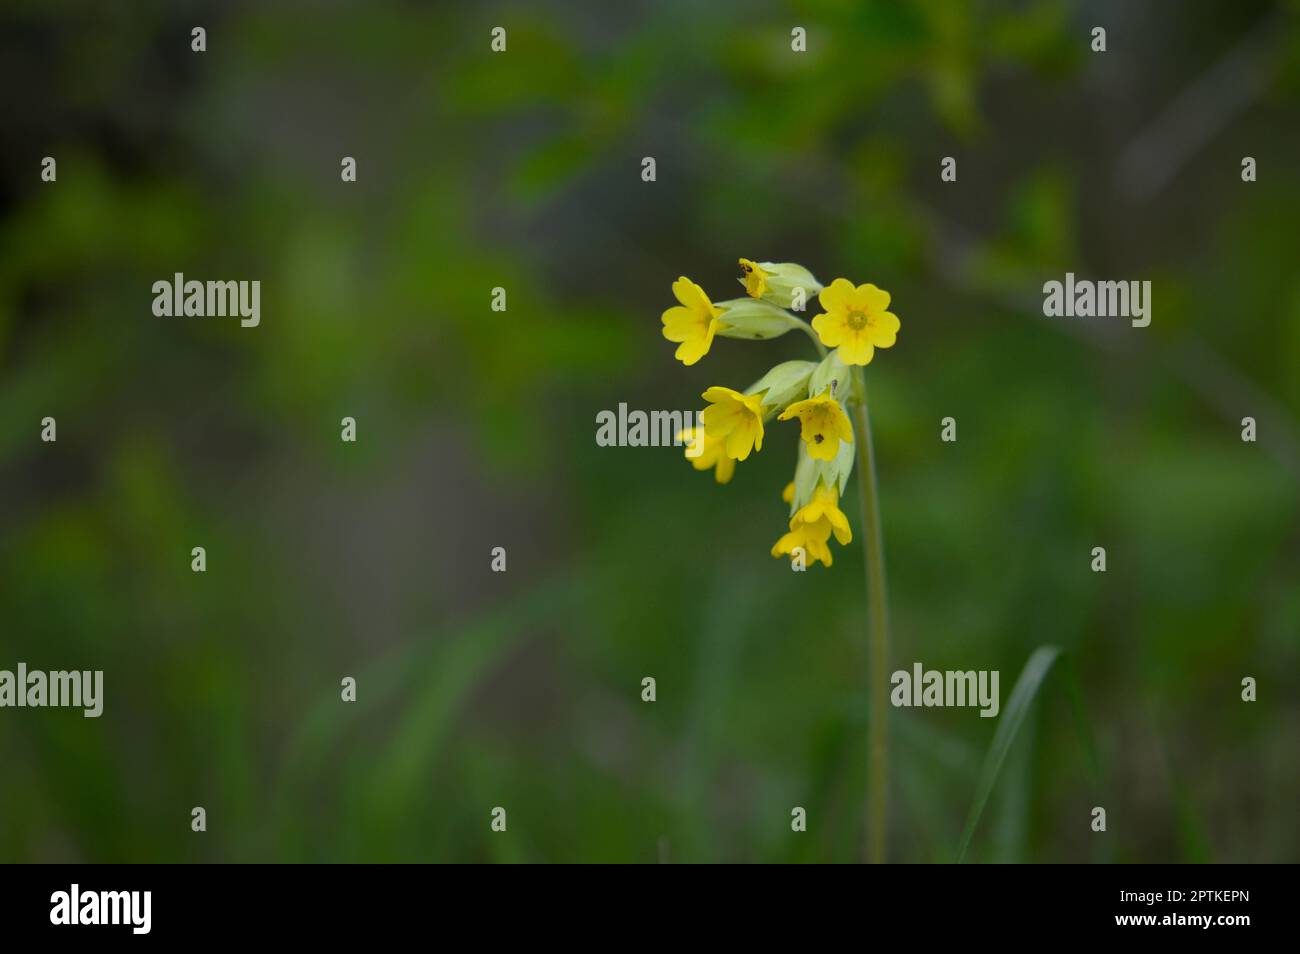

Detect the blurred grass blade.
xmin=1063 ymin=657 xmax=1102 ymax=784
xmin=955 ymin=645 xmax=1062 ymax=863
xmin=990 ymin=706 xmax=1035 ymax=863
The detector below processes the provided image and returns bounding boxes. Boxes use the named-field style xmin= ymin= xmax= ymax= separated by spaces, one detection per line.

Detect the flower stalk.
xmin=851 ymin=365 xmax=890 ymax=864
xmin=795 ymin=318 xmax=828 ymax=358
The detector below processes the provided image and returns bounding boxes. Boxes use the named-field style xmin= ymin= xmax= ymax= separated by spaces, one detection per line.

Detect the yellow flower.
xmin=778 ymin=391 xmax=853 ymax=462
xmin=771 ymin=482 xmax=851 ymax=568
xmin=781 ymin=481 xmax=795 ymax=504
xmin=738 ymin=258 xmax=769 ymax=299
xmin=791 ymin=484 xmax=853 ymax=546
xmin=677 ymin=426 xmax=736 ymax=484
xmin=771 ymin=519 xmax=835 ymax=568
xmin=662 ymin=277 xmax=724 ymax=366
xmin=700 ymin=386 xmax=766 ymax=461
xmin=811 ymin=278 xmax=900 ymax=366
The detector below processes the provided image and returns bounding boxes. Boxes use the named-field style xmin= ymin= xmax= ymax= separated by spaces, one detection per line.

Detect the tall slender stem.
xmin=852 ymin=365 xmax=890 ymax=864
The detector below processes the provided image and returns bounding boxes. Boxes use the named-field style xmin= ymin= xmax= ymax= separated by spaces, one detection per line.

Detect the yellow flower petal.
xmin=869 ymin=311 xmax=899 ymax=348
xmin=789 ymin=485 xmax=853 ymax=551
xmin=780 ymin=393 xmax=852 ymax=461
xmin=771 ymin=530 xmax=799 ymax=558
xmin=770 ymin=524 xmax=833 ymax=567
xmin=834 ymin=409 xmax=855 ymax=442
xmin=672 ymin=276 xmax=719 ymax=316
xmin=662 ymin=278 xmax=721 ymax=365
xmin=715 ymin=455 xmax=736 ymax=484
xmin=739 ymin=259 xmax=769 ymax=299
xmin=679 ymin=424 xmax=737 ymax=483
xmin=810 ymin=311 xmax=845 ymax=347
xmin=702 ymin=386 xmax=766 ymax=461
xmin=818 ymin=278 xmax=856 ymax=312
xmin=854 ymin=283 xmax=891 ymax=313
xmin=836 ymin=337 xmax=874 ymax=366
xmin=660 ymin=306 xmax=696 ymax=342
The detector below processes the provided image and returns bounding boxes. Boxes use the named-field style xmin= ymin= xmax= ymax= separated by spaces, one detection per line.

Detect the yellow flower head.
xmin=771 ymin=519 xmax=834 ymax=568
xmin=700 ymin=386 xmax=766 ymax=461
xmin=738 ymin=258 xmax=769 ymax=299
xmin=811 ymin=278 xmax=900 ymax=366
xmin=791 ymin=483 xmax=853 ymax=546
xmin=662 ymin=277 xmax=724 ymax=366
xmin=677 ymin=426 xmax=737 ymax=484
xmin=778 ymin=390 xmax=853 ymax=462
xmin=771 ymin=482 xmax=851 ymax=569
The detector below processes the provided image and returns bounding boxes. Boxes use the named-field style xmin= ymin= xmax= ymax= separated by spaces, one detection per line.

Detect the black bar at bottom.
xmin=0 ymin=863 xmax=1280 ymax=940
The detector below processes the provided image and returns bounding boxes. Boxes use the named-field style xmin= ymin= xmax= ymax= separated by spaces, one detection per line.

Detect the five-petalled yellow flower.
xmin=811 ymin=278 xmax=900 ymax=366
xmin=700 ymin=386 xmax=766 ymax=461
xmin=778 ymin=390 xmax=853 ymax=462
xmin=661 ymin=276 xmax=724 ymax=366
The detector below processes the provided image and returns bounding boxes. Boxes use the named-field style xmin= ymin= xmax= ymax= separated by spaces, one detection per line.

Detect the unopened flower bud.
xmin=738 ymin=260 xmax=824 ymax=311
xmin=744 ymin=360 xmax=817 ymax=414
xmin=714 ymin=298 xmax=804 ymax=341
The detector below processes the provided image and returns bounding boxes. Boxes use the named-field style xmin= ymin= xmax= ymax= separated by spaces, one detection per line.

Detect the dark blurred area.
xmin=1 ymin=0 xmax=1297 ymax=862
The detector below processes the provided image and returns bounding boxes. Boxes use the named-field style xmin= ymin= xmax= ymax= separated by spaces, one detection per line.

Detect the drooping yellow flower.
xmin=791 ymin=484 xmax=853 ymax=546
xmin=772 ymin=482 xmax=851 ymax=568
xmin=778 ymin=390 xmax=853 ymax=462
xmin=701 ymin=386 xmax=766 ymax=461
xmin=811 ymin=278 xmax=900 ymax=366
xmin=738 ymin=258 xmax=770 ymax=299
xmin=677 ymin=426 xmax=737 ymax=484
xmin=771 ymin=519 xmax=835 ymax=568
xmin=662 ymin=277 xmax=724 ymax=366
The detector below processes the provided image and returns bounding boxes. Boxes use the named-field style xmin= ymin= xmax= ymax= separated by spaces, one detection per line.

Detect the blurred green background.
xmin=2 ymin=0 xmax=1298 ymax=863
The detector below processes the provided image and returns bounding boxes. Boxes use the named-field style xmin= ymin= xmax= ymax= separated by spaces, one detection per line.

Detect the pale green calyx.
xmin=745 ymin=359 xmax=817 ymax=414
xmin=809 ymin=349 xmax=850 ymax=402
xmin=738 ymin=260 xmax=825 ymax=312
xmin=714 ymin=298 xmax=804 ymax=341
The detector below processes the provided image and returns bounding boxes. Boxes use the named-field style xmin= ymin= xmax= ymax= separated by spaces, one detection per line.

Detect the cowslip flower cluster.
xmin=662 ymin=260 xmax=900 ymax=568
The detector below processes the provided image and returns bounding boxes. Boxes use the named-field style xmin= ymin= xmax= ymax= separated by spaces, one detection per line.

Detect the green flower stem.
xmin=851 ymin=364 xmax=890 ymax=864
xmin=794 ymin=317 xmax=828 ymax=358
